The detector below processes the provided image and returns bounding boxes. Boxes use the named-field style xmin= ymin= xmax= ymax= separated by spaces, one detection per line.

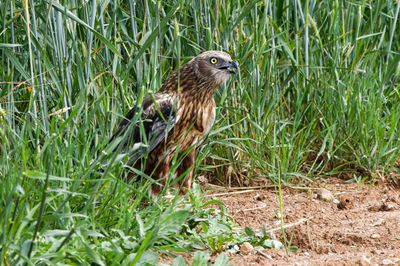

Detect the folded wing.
xmin=110 ymin=94 xmax=176 ymax=166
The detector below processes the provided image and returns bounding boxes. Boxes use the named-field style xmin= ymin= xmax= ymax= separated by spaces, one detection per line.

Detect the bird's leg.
xmin=176 ymin=149 xmax=196 ymax=195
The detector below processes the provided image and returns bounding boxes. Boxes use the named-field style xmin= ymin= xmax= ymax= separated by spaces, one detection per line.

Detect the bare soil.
xmin=214 ymin=178 xmax=400 ymax=266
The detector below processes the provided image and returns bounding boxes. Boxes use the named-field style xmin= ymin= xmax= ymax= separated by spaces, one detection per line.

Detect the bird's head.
xmin=190 ymin=51 xmax=238 ymax=86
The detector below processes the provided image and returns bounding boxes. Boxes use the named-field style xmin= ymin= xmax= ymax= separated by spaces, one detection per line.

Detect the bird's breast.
xmin=179 ymin=99 xmax=215 ymax=133
xmin=171 ymin=98 xmax=216 ymax=149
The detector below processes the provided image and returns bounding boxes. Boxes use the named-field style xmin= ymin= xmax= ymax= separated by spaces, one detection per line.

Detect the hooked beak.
xmin=219 ymin=60 xmax=239 ymax=74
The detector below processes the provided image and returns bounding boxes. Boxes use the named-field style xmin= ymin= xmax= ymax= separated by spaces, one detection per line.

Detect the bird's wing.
xmin=110 ymin=94 xmax=177 ymax=166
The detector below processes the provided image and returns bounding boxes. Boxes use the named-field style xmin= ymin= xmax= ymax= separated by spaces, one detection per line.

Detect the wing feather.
xmin=111 ymin=94 xmax=176 ymax=165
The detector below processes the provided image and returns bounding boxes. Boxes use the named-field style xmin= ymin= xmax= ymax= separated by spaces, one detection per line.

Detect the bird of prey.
xmin=112 ymin=51 xmax=238 ymax=196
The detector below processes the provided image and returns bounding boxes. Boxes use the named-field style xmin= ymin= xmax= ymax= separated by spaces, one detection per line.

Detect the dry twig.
xmin=263 ymin=217 xmax=313 ymax=234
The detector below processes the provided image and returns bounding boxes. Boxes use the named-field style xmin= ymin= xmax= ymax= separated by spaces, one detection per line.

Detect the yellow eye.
xmin=210 ymin=57 xmax=218 ymax=64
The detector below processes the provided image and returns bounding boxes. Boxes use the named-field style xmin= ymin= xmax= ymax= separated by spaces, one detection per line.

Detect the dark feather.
xmin=111 ymin=95 xmax=176 ymax=165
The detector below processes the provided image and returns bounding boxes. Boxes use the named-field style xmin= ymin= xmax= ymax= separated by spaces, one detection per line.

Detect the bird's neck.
xmin=160 ymin=65 xmax=219 ymax=103
xmin=182 ymin=84 xmax=217 ymax=105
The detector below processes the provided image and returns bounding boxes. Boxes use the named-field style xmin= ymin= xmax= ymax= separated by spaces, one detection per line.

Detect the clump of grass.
xmin=1 ymin=0 xmax=399 ymax=264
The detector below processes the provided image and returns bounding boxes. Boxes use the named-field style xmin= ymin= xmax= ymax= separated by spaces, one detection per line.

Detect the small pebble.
xmin=333 ymin=198 xmax=340 ymax=205
xmin=382 ymin=259 xmax=394 ymax=265
xmin=257 ymin=202 xmax=267 ymax=208
xmin=316 ymin=188 xmax=335 ymax=201
xmin=240 ymin=242 xmax=254 ymax=255
xmin=370 ymin=233 xmax=380 ymax=239
xmin=227 ymin=245 xmax=240 ymax=254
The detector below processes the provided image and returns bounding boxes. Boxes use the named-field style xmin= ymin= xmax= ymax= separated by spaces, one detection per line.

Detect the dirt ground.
xmin=211 ymin=178 xmax=400 ymax=266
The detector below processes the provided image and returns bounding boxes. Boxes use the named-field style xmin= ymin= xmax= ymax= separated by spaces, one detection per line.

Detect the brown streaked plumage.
xmin=113 ymin=51 xmax=238 ymax=195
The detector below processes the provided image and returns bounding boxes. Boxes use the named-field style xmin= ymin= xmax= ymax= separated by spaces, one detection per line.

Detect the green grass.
xmin=1 ymin=0 xmax=399 ymax=264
